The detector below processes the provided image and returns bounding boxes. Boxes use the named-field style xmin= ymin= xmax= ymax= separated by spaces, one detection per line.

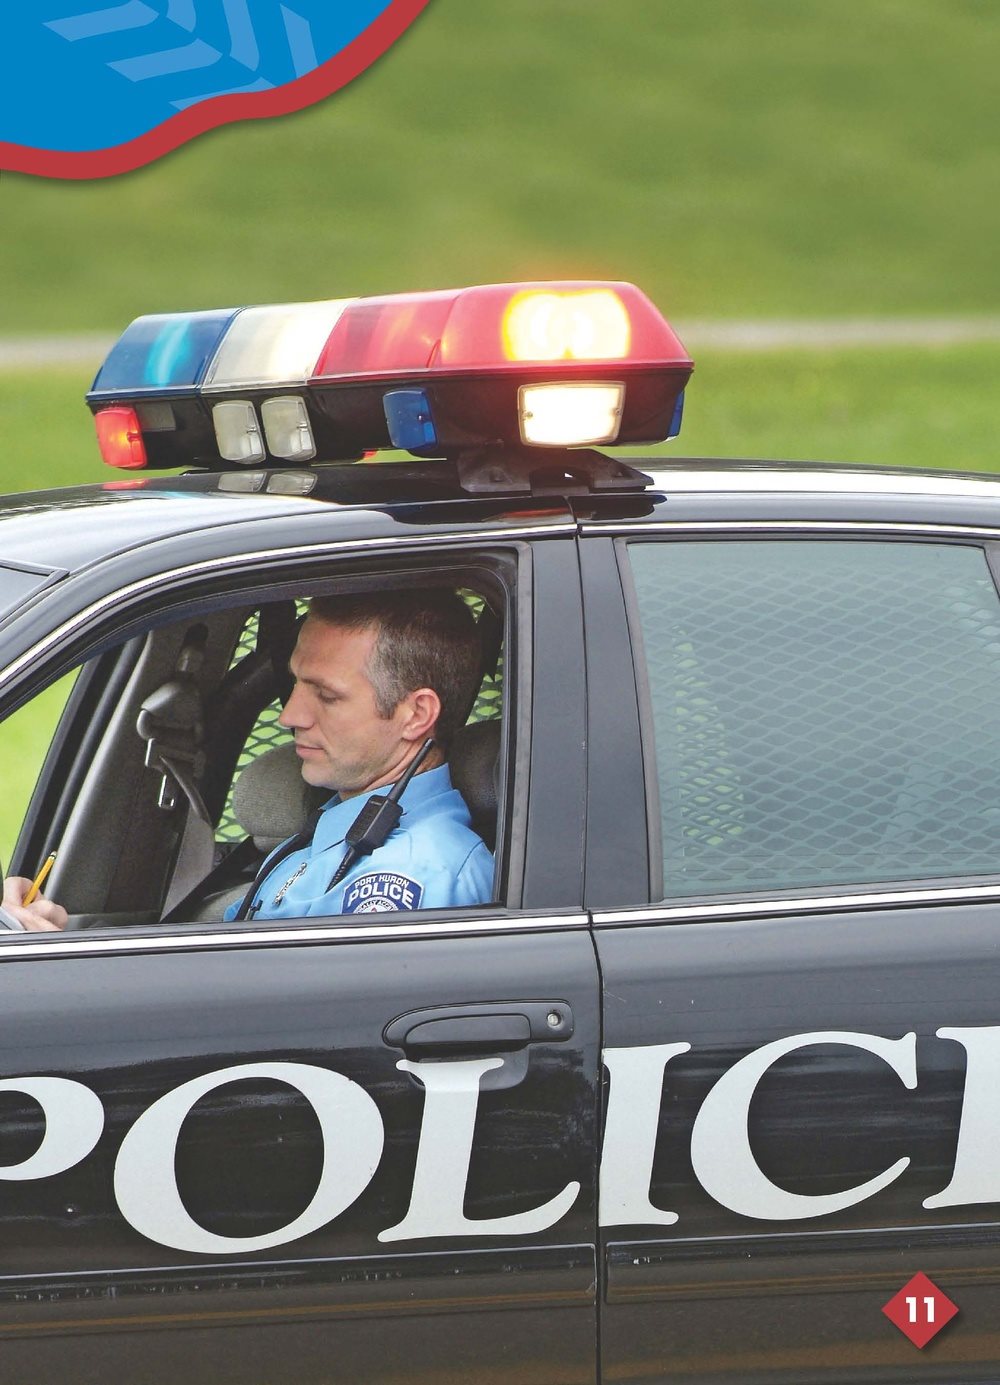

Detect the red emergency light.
xmin=312 ymin=281 xmax=688 ymax=380
xmin=95 ymin=406 xmax=148 ymax=469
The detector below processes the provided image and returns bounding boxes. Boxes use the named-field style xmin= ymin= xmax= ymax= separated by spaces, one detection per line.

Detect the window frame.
xmin=2 ymin=538 xmax=535 ymax=942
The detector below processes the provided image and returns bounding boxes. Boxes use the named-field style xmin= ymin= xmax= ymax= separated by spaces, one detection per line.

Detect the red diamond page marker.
xmin=882 ymin=1272 xmax=958 ymax=1348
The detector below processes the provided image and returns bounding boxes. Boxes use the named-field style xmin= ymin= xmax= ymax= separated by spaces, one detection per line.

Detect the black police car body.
xmin=1 ymin=284 xmax=999 ymax=1383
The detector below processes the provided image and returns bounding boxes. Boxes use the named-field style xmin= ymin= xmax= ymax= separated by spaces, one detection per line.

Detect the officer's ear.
xmin=397 ymin=687 xmax=441 ymax=742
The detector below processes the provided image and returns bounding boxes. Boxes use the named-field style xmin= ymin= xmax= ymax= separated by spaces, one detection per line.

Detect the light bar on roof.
xmin=88 ymin=280 xmax=693 ymax=469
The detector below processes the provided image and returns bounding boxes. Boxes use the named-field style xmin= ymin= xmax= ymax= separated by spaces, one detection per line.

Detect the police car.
xmin=1 ymin=281 xmax=999 ymax=1383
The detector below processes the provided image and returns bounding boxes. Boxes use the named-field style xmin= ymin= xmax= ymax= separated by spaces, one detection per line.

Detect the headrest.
xmin=231 ymin=741 xmax=326 ymax=850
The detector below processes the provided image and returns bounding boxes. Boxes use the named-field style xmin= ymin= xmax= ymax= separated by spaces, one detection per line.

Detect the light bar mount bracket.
xmin=451 ymin=446 xmax=653 ymax=496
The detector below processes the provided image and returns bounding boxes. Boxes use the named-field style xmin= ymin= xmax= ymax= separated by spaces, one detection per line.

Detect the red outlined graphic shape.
xmin=882 ymin=1272 xmax=959 ymax=1348
xmin=0 ymin=0 xmax=430 ymax=180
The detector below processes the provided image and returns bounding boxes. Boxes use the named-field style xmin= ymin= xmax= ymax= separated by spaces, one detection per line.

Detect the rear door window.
xmin=627 ymin=539 xmax=1000 ymax=898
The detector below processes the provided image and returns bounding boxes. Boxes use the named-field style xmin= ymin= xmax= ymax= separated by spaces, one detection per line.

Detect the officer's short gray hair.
xmin=307 ymin=590 xmax=482 ymax=748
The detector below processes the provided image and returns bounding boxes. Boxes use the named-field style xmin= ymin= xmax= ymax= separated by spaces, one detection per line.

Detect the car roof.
xmin=4 ymin=456 xmax=1000 ymax=574
xmin=0 ymin=461 xmax=577 ymax=573
xmin=641 ymin=458 xmax=1000 ymax=497
xmin=580 ymin=458 xmax=1000 ymax=533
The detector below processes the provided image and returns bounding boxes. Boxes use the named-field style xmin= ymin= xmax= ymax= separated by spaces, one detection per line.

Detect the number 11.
xmin=906 ymin=1296 xmax=936 ymax=1323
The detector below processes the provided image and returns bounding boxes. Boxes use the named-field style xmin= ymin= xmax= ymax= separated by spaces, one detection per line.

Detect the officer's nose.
xmin=278 ymin=682 xmax=310 ymax=730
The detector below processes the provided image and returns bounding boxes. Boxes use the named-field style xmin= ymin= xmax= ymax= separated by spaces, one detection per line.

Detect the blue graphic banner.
xmin=0 ymin=0 xmax=429 ymax=178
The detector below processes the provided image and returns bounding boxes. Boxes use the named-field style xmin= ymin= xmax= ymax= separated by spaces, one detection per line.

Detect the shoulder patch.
xmin=343 ymin=872 xmax=424 ymax=914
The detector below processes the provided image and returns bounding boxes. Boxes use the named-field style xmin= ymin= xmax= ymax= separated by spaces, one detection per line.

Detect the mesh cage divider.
xmin=215 ymin=607 xmax=303 ymax=843
xmin=630 ymin=540 xmax=1000 ymax=899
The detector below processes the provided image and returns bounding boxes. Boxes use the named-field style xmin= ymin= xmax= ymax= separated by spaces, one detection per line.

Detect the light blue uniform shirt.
xmin=224 ymin=763 xmax=493 ymax=921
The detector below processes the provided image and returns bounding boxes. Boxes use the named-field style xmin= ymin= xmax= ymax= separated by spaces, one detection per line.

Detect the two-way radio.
xmin=326 ymin=738 xmax=436 ymax=890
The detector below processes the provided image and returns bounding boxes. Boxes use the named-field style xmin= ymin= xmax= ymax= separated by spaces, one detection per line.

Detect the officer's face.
xmin=279 ymin=618 xmax=411 ymax=797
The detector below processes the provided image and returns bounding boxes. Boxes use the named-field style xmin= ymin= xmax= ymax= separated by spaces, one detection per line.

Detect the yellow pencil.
xmin=24 ymin=851 xmax=57 ymax=906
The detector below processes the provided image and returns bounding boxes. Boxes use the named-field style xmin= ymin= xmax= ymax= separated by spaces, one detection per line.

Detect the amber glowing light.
xmin=502 ymin=289 xmax=631 ymax=362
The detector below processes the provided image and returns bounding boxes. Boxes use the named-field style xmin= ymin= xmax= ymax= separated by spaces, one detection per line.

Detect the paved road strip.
xmin=4 ymin=319 xmax=1000 ymax=373
xmin=0 ymin=334 xmax=116 ymax=370
xmin=681 ymin=318 xmax=1000 ymax=349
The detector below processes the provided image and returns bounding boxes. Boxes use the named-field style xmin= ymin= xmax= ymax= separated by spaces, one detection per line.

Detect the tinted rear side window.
xmin=629 ymin=540 xmax=1000 ymax=898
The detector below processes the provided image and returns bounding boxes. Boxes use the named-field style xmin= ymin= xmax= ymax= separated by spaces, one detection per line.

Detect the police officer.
xmin=4 ymin=589 xmax=494 ymax=929
xmin=226 ymin=588 xmax=493 ymax=920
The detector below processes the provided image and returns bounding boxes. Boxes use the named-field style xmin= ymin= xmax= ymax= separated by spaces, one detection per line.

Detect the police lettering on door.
xmin=2 ymin=1027 xmax=998 ymax=1255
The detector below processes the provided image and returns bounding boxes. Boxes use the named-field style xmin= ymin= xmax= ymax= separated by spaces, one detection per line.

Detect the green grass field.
xmin=0 ymin=676 xmax=76 ymax=872
xmin=2 ymin=0 xmax=999 ymax=329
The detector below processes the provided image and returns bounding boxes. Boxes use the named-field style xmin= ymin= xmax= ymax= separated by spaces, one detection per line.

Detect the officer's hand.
xmin=2 ymin=877 xmax=68 ymax=931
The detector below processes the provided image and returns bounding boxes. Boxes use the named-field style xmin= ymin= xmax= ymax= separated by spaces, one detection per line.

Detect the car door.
xmin=583 ymin=522 xmax=1000 ymax=1385
xmin=0 ymin=520 xmax=600 ymax=1385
